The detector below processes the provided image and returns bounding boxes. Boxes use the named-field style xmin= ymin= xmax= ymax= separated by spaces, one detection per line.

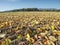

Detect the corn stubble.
xmin=0 ymin=12 xmax=60 ymax=45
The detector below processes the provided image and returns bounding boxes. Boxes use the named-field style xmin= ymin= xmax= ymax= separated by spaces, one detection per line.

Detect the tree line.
xmin=4 ymin=8 xmax=60 ymax=12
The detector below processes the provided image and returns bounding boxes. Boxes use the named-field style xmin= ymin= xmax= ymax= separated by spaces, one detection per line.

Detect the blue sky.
xmin=0 ymin=0 xmax=60 ymax=11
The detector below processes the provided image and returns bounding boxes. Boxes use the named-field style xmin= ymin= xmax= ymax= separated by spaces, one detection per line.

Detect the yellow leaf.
xmin=54 ymin=31 xmax=60 ymax=35
xmin=30 ymin=38 xmax=35 ymax=43
xmin=50 ymin=25 xmax=55 ymax=30
xmin=26 ymin=33 xmax=30 ymax=41
xmin=27 ymin=33 xmax=30 ymax=38
xmin=17 ymin=35 xmax=21 ymax=39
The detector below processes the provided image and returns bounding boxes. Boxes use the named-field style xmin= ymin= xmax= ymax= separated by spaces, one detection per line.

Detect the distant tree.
xmin=3 ymin=8 xmax=60 ymax=12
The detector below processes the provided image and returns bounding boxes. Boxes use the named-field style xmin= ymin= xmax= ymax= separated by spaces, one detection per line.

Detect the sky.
xmin=0 ymin=0 xmax=60 ymax=11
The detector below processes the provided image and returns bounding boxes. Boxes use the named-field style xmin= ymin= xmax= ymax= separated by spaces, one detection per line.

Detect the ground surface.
xmin=0 ymin=12 xmax=60 ymax=45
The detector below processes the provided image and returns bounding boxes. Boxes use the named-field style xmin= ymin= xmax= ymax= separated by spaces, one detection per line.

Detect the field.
xmin=0 ymin=12 xmax=60 ymax=45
